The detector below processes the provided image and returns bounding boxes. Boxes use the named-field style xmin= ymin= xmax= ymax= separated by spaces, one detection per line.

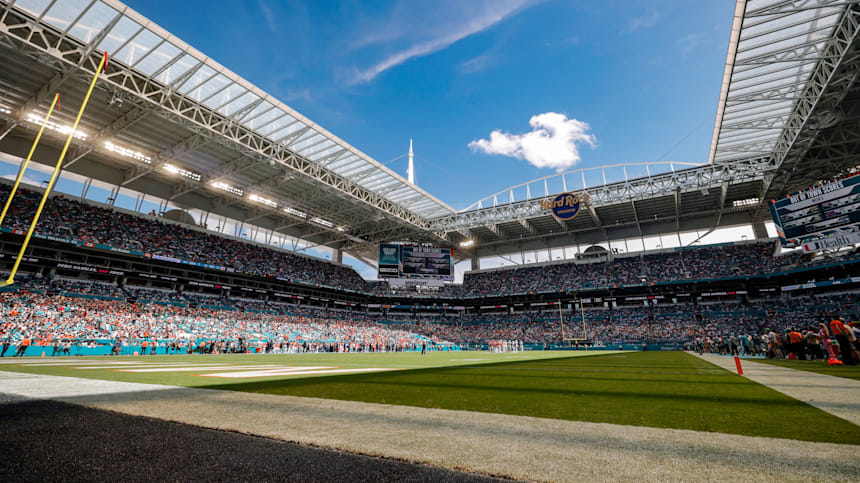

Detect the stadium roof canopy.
xmin=0 ymin=0 xmax=455 ymax=261
xmin=428 ymin=0 xmax=860 ymax=259
xmin=709 ymin=0 xmax=849 ymax=164
xmin=706 ymin=0 xmax=860 ymax=204
xmin=0 ymin=0 xmax=858 ymax=264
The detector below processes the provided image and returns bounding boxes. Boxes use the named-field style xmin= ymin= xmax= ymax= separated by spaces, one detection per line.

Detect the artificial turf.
xmin=1 ymin=351 xmax=856 ymax=444
xmin=754 ymin=358 xmax=860 ymax=381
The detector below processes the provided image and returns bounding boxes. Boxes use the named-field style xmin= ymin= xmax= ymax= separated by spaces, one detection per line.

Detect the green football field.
xmin=0 ymin=350 xmax=585 ymax=386
xmin=754 ymin=357 xmax=860 ymax=381
xmin=1 ymin=350 xmax=856 ymax=444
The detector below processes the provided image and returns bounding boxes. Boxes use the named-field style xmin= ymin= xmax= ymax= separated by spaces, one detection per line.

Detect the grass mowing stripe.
xmin=206 ymin=351 xmax=860 ymax=445
xmin=0 ymin=351 xmax=608 ymax=386
xmin=2 ymin=351 xmax=856 ymax=444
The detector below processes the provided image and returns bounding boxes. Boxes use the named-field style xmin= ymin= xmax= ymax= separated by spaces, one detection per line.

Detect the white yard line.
xmin=75 ymin=364 xmax=225 ymax=370
xmin=694 ymin=353 xmax=860 ymax=426
xmin=200 ymin=367 xmax=397 ymax=378
xmin=0 ymin=371 xmax=857 ymax=481
xmin=118 ymin=365 xmax=284 ymax=373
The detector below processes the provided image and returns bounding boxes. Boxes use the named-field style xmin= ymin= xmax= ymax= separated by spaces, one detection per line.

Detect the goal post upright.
xmin=559 ymin=299 xmax=565 ymax=342
xmin=1 ymin=52 xmax=108 ymax=288
xmin=581 ymin=297 xmax=588 ymax=349
xmin=560 ymin=297 xmax=588 ymax=346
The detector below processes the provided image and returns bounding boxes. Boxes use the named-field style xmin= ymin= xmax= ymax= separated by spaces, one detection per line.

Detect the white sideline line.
xmin=694 ymin=353 xmax=860 ymax=426
xmin=1 ymin=371 xmax=856 ymax=481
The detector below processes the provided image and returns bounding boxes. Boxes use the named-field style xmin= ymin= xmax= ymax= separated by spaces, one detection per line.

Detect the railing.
xmin=461 ymin=162 xmax=703 ymax=212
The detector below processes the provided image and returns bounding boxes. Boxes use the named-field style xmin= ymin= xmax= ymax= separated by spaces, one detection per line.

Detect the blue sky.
xmin=126 ymin=0 xmax=735 ymax=211
xmin=0 ymin=0 xmax=744 ymax=282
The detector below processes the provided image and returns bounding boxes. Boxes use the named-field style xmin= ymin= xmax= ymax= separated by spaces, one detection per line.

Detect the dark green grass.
xmin=210 ymin=351 xmax=860 ymax=444
xmin=0 ymin=351 xmax=583 ymax=386
xmin=755 ymin=358 xmax=860 ymax=381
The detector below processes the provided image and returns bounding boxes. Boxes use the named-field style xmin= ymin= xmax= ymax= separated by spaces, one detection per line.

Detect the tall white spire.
xmin=407 ymin=138 xmax=415 ymax=184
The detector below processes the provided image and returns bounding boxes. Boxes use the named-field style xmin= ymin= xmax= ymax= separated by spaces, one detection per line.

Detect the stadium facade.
xmin=0 ymin=0 xmax=858 ymax=322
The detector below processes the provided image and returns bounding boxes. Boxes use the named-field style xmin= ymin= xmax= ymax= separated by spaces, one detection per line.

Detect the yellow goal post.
xmin=560 ymin=298 xmax=588 ymax=344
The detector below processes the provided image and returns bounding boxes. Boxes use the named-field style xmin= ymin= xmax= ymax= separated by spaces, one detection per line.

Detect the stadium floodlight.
xmin=0 ymin=107 xmax=10 ymax=115
xmin=104 ymin=141 xmax=152 ymax=164
xmin=311 ymin=217 xmax=334 ymax=228
xmin=459 ymin=239 xmax=475 ymax=247
xmin=249 ymin=194 xmax=278 ymax=208
xmin=162 ymin=163 xmax=201 ymax=181
xmin=26 ymin=112 xmax=87 ymax=140
xmin=284 ymin=207 xmax=307 ymax=218
xmin=733 ymin=197 xmax=760 ymax=207
xmin=211 ymin=181 xmax=244 ymax=197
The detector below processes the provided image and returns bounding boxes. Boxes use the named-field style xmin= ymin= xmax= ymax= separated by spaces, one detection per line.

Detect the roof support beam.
xmin=243 ymin=211 xmax=272 ymax=224
xmin=674 ymin=188 xmax=681 ymax=232
xmin=0 ymin=119 xmax=15 ymax=142
xmin=10 ymin=8 xmax=121 ymax=125
xmin=767 ymin=11 xmax=860 ymax=198
xmin=629 ymin=199 xmax=642 ymax=236
xmin=745 ymin=0 xmax=852 ymax=17
xmin=587 ymin=204 xmax=602 ymax=227
xmin=715 ymin=181 xmax=729 ymax=226
xmin=428 ymin=159 xmax=774 ymax=232
xmin=120 ymin=133 xmax=208 ymax=186
xmin=0 ymin=6 xmax=446 ymax=234
xmin=485 ymin=223 xmax=502 ymax=238
xmin=168 ymin=155 xmax=261 ymax=200
xmin=65 ymin=102 xmax=155 ymax=168
xmin=518 ymin=218 xmax=537 ymax=236
xmin=352 ymin=254 xmax=378 ymax=269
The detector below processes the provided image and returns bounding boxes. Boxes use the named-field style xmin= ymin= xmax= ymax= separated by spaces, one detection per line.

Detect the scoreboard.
xmin=378 ymin=244 xmax=453 ymax=281
xmin=769 ymin=171 xmax=860 ymax=251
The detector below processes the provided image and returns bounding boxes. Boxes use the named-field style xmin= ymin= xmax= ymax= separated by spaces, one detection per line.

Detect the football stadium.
xmin=1 ymin=0 xmax=859 ymax=480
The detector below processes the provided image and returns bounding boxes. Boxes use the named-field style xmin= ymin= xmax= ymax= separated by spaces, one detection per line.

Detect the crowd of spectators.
xmin=682 ymin=295 xmax=860 ymax=364
xmin=0 ymin=187 xmax=367 ymax=291
xmin=446 ymin=243 xmax=842 ymax=298
xmin=0 ymin=185 xmax=857 ymax=298
xmin=1 ymin=271 xmax=856 ymax=362
xmin=378 ymin=293 xmax=858 ymax=352
xmin=0 ymin=282 xmax=447 ymax=356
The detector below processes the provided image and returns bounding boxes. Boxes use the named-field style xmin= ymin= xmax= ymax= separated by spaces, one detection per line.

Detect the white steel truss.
xmin=428 ymin=158 xmax=773 ymax=232
xmin=709 ymin=0 xmax=860 ymax=164
xmin=0 ymin=0 xmax=857 ymax=255
xmin=0 ymin=0 xmax=455 ymax=230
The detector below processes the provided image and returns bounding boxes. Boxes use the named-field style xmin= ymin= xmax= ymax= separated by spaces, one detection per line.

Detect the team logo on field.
xmin=541 ymin=192 xmax=588 ymax=221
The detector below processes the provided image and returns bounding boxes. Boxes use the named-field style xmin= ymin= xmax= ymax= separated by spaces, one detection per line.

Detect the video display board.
xmin=769 ymin=171 xmax=860 ymax=251
xmin=378 ymin=244 xmax=453 ymax=281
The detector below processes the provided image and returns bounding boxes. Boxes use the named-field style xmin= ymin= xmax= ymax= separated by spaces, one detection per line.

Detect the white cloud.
xmin=257 ymin=0 xmax=277 ymax=33
xmin=456 ymin=53 xmax=499 ymax=74
xmin=625 ymin=10 xmax=661 ymax=34
xmin=678 ymin=33 xmax=702 ymax=54
xmin=348 ymin=0 xmax=535 ymax=84
xmin=469 ymin=113 xmax=596 ymax=171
